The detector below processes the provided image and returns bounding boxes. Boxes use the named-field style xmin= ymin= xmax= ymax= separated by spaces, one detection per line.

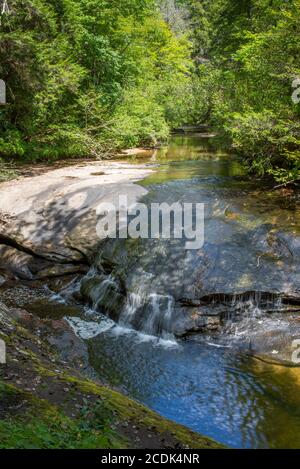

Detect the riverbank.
xmin=0 ymin=158 xmax=225 ymax=448
xmin=0 ymin=301 xmax=222 ymax=449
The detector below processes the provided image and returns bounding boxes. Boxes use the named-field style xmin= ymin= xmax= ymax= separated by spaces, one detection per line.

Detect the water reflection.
xmin=84 ymin=134 xmax=300 ymax=448
xmin=88 ymin=329 xmax=300 ymax=448
xmin=138 ymin=135 xmax=245 ymax=185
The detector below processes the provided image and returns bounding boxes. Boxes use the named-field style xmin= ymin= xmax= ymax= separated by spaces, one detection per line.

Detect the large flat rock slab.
xmin=0 ymin=161 xmax=151 ymax=264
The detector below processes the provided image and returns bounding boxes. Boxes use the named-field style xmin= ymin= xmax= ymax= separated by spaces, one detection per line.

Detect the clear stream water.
xmin=69 ymin=134 xmax=300 ymax=448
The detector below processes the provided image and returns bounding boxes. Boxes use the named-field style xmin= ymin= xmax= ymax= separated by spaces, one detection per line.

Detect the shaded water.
xmin=70 ymin=135 xmax=300 ymax=448
xmin=87 ymin=328 xmax=300 ymax=449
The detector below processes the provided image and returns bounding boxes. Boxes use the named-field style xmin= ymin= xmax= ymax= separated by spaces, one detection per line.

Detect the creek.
xmin=66 ymin=134 xmax=300 ymax=448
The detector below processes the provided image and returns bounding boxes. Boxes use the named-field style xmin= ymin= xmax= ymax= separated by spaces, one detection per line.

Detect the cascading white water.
xmin=221 ymin=292 xmax=284 ymax=338
xmin=79 ymin=266 xmax=177 ymax=338
xmin=121 ymin=292 xmax=144 ymax=324
xmin=120 ymin=290 xmax=175 ymax=338
xmin=143 ymin=293 xmax=175 ymax=337
xmin=92 ymin=276 xmax=116 ymax=310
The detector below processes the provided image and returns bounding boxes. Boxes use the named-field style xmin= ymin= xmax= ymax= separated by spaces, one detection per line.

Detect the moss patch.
xmin=0 ymin=381 xmax=125 ymax=449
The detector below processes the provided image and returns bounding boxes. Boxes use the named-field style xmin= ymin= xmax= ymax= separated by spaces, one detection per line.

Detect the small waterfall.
xmin=120 ymin=291 xmax=175 ymax=338
xmin=199 ymin=291 xmax=282 ymax=320
xmin=143 ymin=293 xmax=174 ymax=337
xmin=92 ymin=276 xmax=117 ymax=310
xmin=80 ymin=269 xmax=176 ymax=338
xmin=80 ymin=271 xmax=126 ymax=321
xmin=218 ymin=292 xmax=283 ymax=338
xmin=121 ymin=292 xmax=145 ymax=325
xmin=81 ymin=267 xmax=288 ymax=341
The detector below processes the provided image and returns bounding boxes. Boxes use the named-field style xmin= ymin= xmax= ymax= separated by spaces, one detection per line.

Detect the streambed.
xmin=61 ymin=135 xmax=300 ymax=447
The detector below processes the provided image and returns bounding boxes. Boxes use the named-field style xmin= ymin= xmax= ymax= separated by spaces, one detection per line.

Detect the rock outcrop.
xmin=0 ymin=161 xmax=151 ymax=266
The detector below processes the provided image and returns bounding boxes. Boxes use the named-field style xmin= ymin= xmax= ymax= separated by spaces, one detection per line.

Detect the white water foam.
xmin=66 ymin=309 xmax=179 ymax=349
xmin=108 ymin=323 xmax=179 ymax=349
xmin=120 ymin=290 xmax=175 ymax=338
xmin=66 ymin=316 xmax=114 ymax=339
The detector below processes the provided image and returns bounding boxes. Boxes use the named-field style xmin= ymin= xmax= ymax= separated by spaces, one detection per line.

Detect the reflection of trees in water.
xmin=201 ymin=354 xmax=263 ymax=448
xmin=87 ymin=329 xmax=300 ymax=448
xmin=238 ymin=357 xmax=300 ymax=448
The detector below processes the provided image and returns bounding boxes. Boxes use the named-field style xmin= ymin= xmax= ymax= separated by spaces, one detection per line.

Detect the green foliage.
xmin=0 ymin=0 xmax=192 ymax=160
xmin=181 ymin=0 xmax=300 ymax=182
xmin=104 ymin=88 xmax=170 ymax=149
xmin=225 ymin=111 xmax=300 ymax=179
xmin=1 ymin=0 xmax=299 ymax=181
xmin=0 ymin=381 xmax=122 ymax=449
